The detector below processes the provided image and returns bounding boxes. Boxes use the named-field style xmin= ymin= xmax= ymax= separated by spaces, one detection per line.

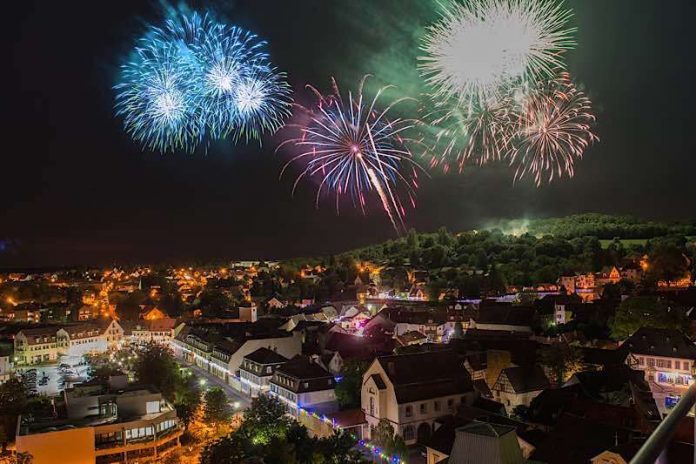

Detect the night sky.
xmin=2 ymin=0 xmax=695 ymax=267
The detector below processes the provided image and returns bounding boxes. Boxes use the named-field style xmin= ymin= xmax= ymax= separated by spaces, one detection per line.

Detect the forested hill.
xmin=329 ymin=214 xmax=696 ymax=288
xmin=491 ymin=214 xmax=696 ymax=240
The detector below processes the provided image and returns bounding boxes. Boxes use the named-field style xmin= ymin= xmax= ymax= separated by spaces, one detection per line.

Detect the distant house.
xmin=395 ymin=330 xmax=428 ymax=347
xmin=269 ymin=356 xmax=338 ymax=416
xmin=266 ymin=296 xmax=288 ymax=310
xmin=491 ymin=366 xmax=550 ymax=414
xmin=239 ymin=347 xmax=289 ymax=397
xmin=361 ymin=350 xmax=476 ymax=445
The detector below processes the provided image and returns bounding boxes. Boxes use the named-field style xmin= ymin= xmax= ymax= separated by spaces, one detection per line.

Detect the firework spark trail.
xmin=426 ymin=94 xmax=520 ymax=172
xmin=419 ymin=0 xmax=576 ymax=109
xmin=509 ymin=72 xmax=598 ymax=185
xmin=279 ymin=77 xmax=422 ymax=233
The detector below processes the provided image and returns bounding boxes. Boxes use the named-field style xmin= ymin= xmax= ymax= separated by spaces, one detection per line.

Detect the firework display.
xmin=115 ymin=11 xmax=291 ymax=152
xmin=419 ymin=0 xmax=576 ymax=108
xmin=419 ymin=0 xmax=596 ymax=184
xmin=509 ymin=72 xmax=597 ymax=186
xmin=280 ymin=78 xmax=422 ymax=232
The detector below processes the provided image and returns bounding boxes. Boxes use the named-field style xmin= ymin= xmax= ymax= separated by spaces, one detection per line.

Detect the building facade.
xmin=361 ymin=351 xmax=476 ymax=445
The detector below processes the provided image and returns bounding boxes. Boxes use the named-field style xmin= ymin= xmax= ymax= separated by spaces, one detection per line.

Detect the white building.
xmin=239 ymin=348 xmax=289 ymax=397
xmin=491 ymin=366 xmax=550 ymax=414
xmin=269 ymin=356 xmax=338 ymax=416
xmin=14 ymin=327 xmax=61 ymax=366
xmin=57 ymin=324 xmax=108 ymax=358
xmin=361 ymin=351 xmax=477 ymax=445
xmin=623 ymin=327 xmax=696 ymax=414
xmin=171 ymin=325 xmax=302 ymax=389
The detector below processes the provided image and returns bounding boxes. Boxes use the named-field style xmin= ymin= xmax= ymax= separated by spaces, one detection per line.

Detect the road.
xmin=177 ymin=359 xmax=251 ymax=410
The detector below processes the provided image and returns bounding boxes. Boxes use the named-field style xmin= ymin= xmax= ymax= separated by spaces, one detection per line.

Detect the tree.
xmin=203 ymin=387 xmax=232 ymax=425
xmin=242 ymin=395 xmax=293 ymax=445
xmin=198 ymin=289 xmax=232 ymax=316
xmin=539 ymin=343 xmax=583 ymax=386
xmin=0 ymin=379 xmax=28 ymax=447
xmin=201 ymin=396 xmax=369 ymax=464
xmin=133 ymin=342 xmax=180 ymax=401
xmin=173 ymin=375 xmax=201 ymax=427
xmin=647 ymin=244 xmax=690 ymax=285
xmin=370 ymin=419 xmax=407 ymax=462
xmin=335 ymin=360 xmax=367 ymax=410
xmin=610 ymin=296 xmax=687 ymax=340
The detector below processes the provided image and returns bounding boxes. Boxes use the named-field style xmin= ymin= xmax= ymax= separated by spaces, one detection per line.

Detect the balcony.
xmin=94 ymin=424 xmax=183 ymax=456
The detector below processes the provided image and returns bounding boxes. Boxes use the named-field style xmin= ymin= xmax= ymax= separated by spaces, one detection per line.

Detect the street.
xmin=177 ymin=359 xmax=251 ymax=410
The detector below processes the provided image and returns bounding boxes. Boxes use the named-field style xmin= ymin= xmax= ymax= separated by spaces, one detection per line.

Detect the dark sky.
xmin=2 ymin=0 xmax=695 ymax=267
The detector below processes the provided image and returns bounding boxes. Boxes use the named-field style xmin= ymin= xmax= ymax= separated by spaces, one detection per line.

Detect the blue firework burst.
xmin=115 ymin=10 xmax=292 ymax=152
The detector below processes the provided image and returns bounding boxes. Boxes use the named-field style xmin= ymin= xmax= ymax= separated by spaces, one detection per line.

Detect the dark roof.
xmin=324 ymin=332 xmax=395 ymax=361
xmin=570 ymin=365 xmax=642 ymax=400
xmin=530 ymin=414 xmax=633 ymax=464
xmin=472 ymin=379 xmax=492 ymax=398
xmin=623 ymin=327 xmax=696 ymax=359
xmin=271 ymin=357 xmax=335 ymax=394
xmin=475 ymin=306 xmax=534 ymax=326
xmin=370 ymin=374 xmax=386 ymax=390
xmin=580 ymin=346 xmax=629 ymax=367
xmin=326 ymin=409 xmax=367 ymax=428
xmin=426 ymin=407 xmax=527 ymax=455
xmin=497 ymin=366 xmax=550 ymax=393
xmin=528 ymin=385 xmax=583 ymax=426
xmin=243 ymin=347 xmax=289 ymax=365
xmin=377 ymin=350 xmax=473 ymax=404
xmin=459 ymin=421 xmax=515 ymax=438
xmin=449 ymin=335 xmax=539 ymax=367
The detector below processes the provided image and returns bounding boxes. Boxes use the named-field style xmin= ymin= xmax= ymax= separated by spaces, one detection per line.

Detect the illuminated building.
xmin=361 ymin=351 xmax=476 ymax=445
xmin=16 ymin=381 xmax=183 ymax=464
xmin=623 ymin=327 xmax=696 ymax=415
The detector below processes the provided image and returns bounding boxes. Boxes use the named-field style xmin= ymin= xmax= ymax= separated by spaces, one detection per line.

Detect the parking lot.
xmin=16 ymin=355 xmax=90 ymax=397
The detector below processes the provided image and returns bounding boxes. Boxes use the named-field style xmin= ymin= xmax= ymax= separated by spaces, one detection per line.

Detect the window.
xmin=666 ymin=360 xmax=672 ymax=369
xmin=369 ymin=397 xmax=375 ymax=416
xmin=420 ymin=403 xmax=427 ymax=414
xmin=647 ymin=358 xmax=655 ymax=368
xmin=403 ymin=426 xmax=415 ymax=441
xmin=146 ymin=401 xmax=160 ymax=414
xmin=638 ymin=357 xmax=644 ymax=366
xmin=684 ymin=362 xmax=690 ymax=372
xmin=675 ymin=361 xmax=681 ymax=370
xmin=266 ymin=366 xmax=272 ymax=374
xmin=405 ymin=406 xmax=412 ymax=418
xmin=656 ymin=359 xmax=666 ymax=369
xmin=434 ymin=401 xmax=441 ymax=412
xmin=447 ymin=399 xmax=454 ymax=409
